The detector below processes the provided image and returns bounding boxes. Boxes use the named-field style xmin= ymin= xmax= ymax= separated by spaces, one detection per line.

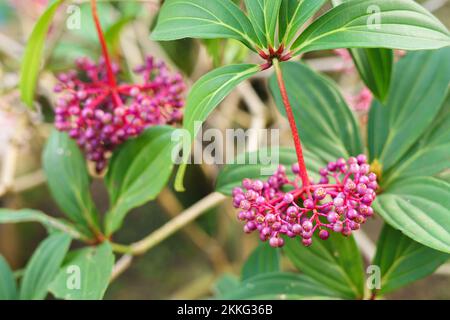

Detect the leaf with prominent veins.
xmin=368 ymin=48 xmax=450 ymax=175
xmin=174 ymin=63 xmax=260 ymax=191
xmin=151 ymin=0 xmax=260 ymax=50
xmin=245 ymin=0 xmax=282 ymax=48
xmin=291 ymin=0 xmax=450 ymax=55
xmin=279 ymin=0 xmax=327 ymax=47
xmin=374 ymin=177 xmax=450 ymax=254
xmin=373 ymin=224 xmax=449 ymax=295
xmin=105 ymin=126 xmax=178 ymax=235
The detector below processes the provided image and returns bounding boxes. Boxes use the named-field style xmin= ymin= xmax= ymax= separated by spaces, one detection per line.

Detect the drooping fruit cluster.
xmin=232 ymin=155 xmax=378 ymax=247
xmin=54 ymin=56 xmax=185 ymax=172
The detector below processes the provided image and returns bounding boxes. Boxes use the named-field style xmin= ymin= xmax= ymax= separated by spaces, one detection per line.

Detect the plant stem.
xmin=90 ymin=0 xmax=116 ymax=87
xmin=110 ymin=192 xmax=226 ymax=258
xmin=110 ymin=254 xmax=133 ymax=282
xmin=273 ymin=59 xmax=310 ymax=187
xmin=131 ymin=192 xmax=226 ymax=255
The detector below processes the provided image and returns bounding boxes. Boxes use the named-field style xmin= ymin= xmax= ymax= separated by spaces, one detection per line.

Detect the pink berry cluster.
xmin=232 ymin=155 xmax=378 ymax=247
xmin=54 ymin=56 xmax=185 ymax=172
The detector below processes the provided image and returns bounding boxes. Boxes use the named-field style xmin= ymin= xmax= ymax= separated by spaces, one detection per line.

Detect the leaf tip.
xmin=174 ymin=163 xmax=187 ymax=192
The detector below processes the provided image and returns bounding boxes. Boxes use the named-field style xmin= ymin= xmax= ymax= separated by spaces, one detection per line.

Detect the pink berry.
xmin=233 ymin=155 xmax=377 ymax=248
xmin=314 ymin=187 xmax=327 ymax=200
xmin=284 ymin=193 xmax=294 ymax=203
xmin=304 ymin=199 xmax=315 ymax=209
xmin=357 ymin=154 xmax=367 ymax=164
xmin=292 ymin=224 xmax=302 ymax=234
xmin=302 ymin=238 xmax=313 ymax=247
xmin=327 ymin=212 xmax=339 ymax=223
xmin=302 ymin=220 xmax=313 ymax=232
xmin=319 ymin=229 xmax=330 ymax=240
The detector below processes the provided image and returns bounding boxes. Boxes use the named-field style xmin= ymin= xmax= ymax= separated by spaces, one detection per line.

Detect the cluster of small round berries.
xmin=54 ymin=56 xmax=185 ymax=172
xmin=232 ymin=155 xmax=378 ymax=247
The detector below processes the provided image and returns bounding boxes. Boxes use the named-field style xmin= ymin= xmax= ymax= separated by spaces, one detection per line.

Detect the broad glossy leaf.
xmin=43 ymin=130 xmax=100 ymax=237
xmin=0 ymin=255 xmax=17 ymax=300
xmin=174 ymin=63 xmax=260 ymax=191
xmin=151 ymin=0 xmax=259 ymax=49
xmin=373 ymin=177 xmax=450 ymax=253
xmin=244 ymin=0 xmax=282 ymax=48
xmin=284 ymin=233 xmax=365 ymax=299
xmin=269 ymin=61 xmax=363 ymax=163
xmin=19 ymin=0 xmax=65 ymax=108
xmin=105 ymin=126 xmax=177 ymax=235
xmin=20 ymin=233 xmax=71 ymax=300
xmin=368 ymin=48 xmax=450 ymax=175
xmin=216 ymin=147 xmax=323 ymax=195
xmin=220 ymin=272 xmax=339 ymax=299
xmin=292 ymin=0 xmax=450 ymax=55
xmin=373 ymin=224 xmax=449 ymax=295
xmin=49 ymin=242 xmax=114 ymax=300
xmin=241 ymin=243 xmax=280 ymax=280
xmin=279 ymin=0 xmax=327 ymax=46
xmin=331 ymin=0 xmax=394 ymax=103
xmin=350 ymin=48 xmax=393 ymax=102
xmin=385 ymin=93 xmax=450 ymax=185
xmin=0 ymin=209 xmax=83 ymax=239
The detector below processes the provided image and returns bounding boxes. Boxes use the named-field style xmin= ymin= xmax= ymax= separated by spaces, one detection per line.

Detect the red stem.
xmin=90 ymin=0 xmax=117 ymax=88
xmin=273 ymin=59 xmax=310 ymax=188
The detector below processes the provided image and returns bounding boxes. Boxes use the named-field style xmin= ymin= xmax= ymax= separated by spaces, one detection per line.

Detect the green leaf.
xmin=244 ymin=0 xmax=282 ymax=48
xmin=20 ymin=233 xmax=71 ymax=300
xmin=373 ymin=177 xmax=450 ymax=254
xmin=203 ymin=39 xmax=223 ymax=67
xmin=212 ymin=274 xmax=240 ymax=297
xmin=384 ymin=93 xmax=450 ymax=184
xmin=373 ymin=224 xmax=449 ymax=295
xmin=269 ymin=61 xmax=363 ymax=163
xmin=0 ymin=209 xmax=84 ymax=239
xmin=19 ymin=0 xmax=65 ymax=108
xmin=151 ymin=0 xmax=259 ymax=50
xmin=241 ymin=243 xmax=280 ymax=280
xmin=216 ymin=147 xmax=323 ymax=195
xmin=0 ymin=255 xmax=17 ymax=300
xmin=291 ymin=0 xmax=450 ymax=55
xmin=330 ymin=0 xmax=394 ymax=103
xmin=367 ymin=100 xmax=389 ymax=162
xmin=368 ymin=48 xmax=450 ymax=175
xmin=350 ymin=48 xmax=393 ymax=102
xmin=219 ymin=272 xmax=340 ymax=299
xmin=279 ymin=0 xmax=327 ymax=46
xmin=284 ymin=233 xmax=365 ymax=299
xmin=43 ymin=130 xmax=100 ymax=237
xmin=105 ymin=126 xmax=177 ymax=235
xmin=204 ymin=38 xmax=249 ymax=67
xmin=174 ymin=63 xmax=259 ymax=191
xmin=49 ymin=242 xmax=114 ymax=300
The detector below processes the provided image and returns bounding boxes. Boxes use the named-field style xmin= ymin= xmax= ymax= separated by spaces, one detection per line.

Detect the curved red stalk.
xmin=273 ymin=59 xmax=310 ymax=188
xmin=90 ymin=0 xmax=117 ymax=88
